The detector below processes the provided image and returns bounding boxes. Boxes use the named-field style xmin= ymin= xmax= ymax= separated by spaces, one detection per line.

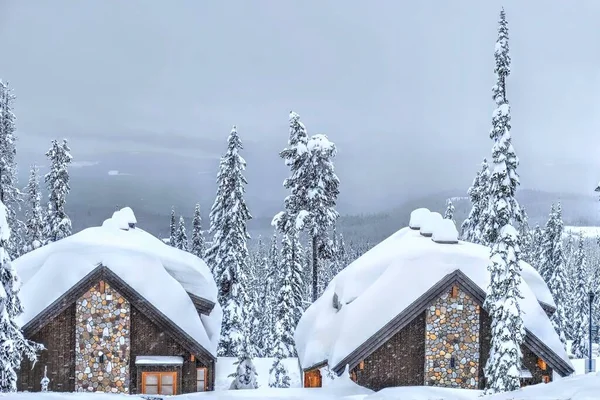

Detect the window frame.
xmin=196 ymin=367 xmax=208 ymax=392
xmin=141 ymin=371 xmax=177 ymax=395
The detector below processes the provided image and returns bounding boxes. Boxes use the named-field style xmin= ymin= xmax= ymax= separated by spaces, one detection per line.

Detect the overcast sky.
xmin=1 ymin=0 xmax=600 ymax=213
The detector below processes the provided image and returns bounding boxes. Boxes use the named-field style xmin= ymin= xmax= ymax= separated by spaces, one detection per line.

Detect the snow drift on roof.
xmin=295 ymin=227 xmax=570 ymax=372
xmin=409 ymin=208 xmax=430 ymax=229
xmin=14 ymin=208 xmax=221 ymax=356
xmin=432 ymin=219 xmax=459 ymax=244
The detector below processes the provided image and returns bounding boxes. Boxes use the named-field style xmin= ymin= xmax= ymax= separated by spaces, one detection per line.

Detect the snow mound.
xmin=295 ymin=226 xmax=572 ymax=374
xmin=432 ymin=219 xmax=458 ymax=244
xmin=409 ymin=208 xmax=430 ymax=230
xmin=419 ymin=211 xmax=442 ymax=237
xmin=14 ymin=207 xmax=221 ymax=356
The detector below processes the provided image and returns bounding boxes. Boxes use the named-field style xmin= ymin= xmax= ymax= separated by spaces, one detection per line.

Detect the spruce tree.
xmin=229 ymin=327 xmax=259 ymax=389
xmin=206 ymin=126 xmax=252 ymax=357
xmin=570 ymin=233 xmax=590 ymax=358
xmin=483 ymin=9 xmax=525 ymax=395
xmin=444 ymin=199 xmax=455 ymax=223
xmin=461 ymin=159 xmax=490 ymax=244
xmin=169 ymin=207 xmax=176 ymax=247
xmin=175 ymin=216 xmax=188 ymax=251
xmin=538 ymin=205 xmax=557 ymax=285
xmin=259 ymin=232 xmax=279 ymax=357
xmin=0 ymin=81 xmax=25 ymax=258
xmin=0 ymin=200 xmax=44 ymax=392
xmin=43 ymin=139 xmax=72 ymax=244
xmin=190 ymin=203 xmax=206 ymax=259
xmin=24 ymin=165 xmax=44 ymax=253
xmin=547 ymin=203 xmax=568 ymax=347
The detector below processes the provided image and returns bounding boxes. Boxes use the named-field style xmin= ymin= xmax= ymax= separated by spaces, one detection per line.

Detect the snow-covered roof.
xmin=135 ymin=356 xmax=183 ymax=365
xmin=14 ymin=208 xmax=221 ymax=356
xmin=295 ymin=223 xmax=571 ymax=374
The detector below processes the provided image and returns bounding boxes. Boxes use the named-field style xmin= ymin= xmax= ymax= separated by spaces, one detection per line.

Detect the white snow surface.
xmin=564 ymin=226 xmax=600 ymax=238
xmin=295 ymin=227 xmax=571 ymax=372
xmin=419 ymin=211 xmax=442 ymax=236
xmin=215 ymin=357 xmax=303 ymax=390
xmin=14 ymin=208 xmax=221 ymax=356
xmin=409 ymin=208 xmax=430 ymax=229
xmin=135 ymin=356 xmax=184 ymax=365
xmin=432 ymin=219 xmax=459 ymax=243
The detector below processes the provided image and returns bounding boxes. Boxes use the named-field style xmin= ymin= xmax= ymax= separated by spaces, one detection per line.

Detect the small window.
xmin=304 ymin=369 xmax=322 ymax=388
xmin=142 ymin=372 xmax=177 ymax=395
xmin=451 ymin=285 xmax=459 ymax=298
xmin=450 ymin=356 xmax=456 ymax=368
xmin=542 ymin=375 xmax=550 ymax=384
xmin=99 ymin=280 xmax=105 ymax=294
xmin=196 ymin=367 xmax=207 ymax=392
xmin=537 ymin=358 xmax=547 ymax=371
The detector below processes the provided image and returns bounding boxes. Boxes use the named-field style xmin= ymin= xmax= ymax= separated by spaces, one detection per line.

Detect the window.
xmin=537 ymin=358 xmax=547 ymax=371
xmin=304 ymin=369 xmax=322 ymax=388
xmin=196 ymin=367 xmax=207 ymax=392
xmin=141 ymin=372 xmax=177 ymax=395
xmin=99 ymin=280 xmax=105 ymax=294
xmin=450 ymin=285 xmax=459 ymax=298
xmin=542 ymin=375 xmax=550 ymax=384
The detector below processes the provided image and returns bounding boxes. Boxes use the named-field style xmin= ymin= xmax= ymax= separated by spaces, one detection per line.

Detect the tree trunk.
xmin=312 ymin=235 xmax=318 ymax=302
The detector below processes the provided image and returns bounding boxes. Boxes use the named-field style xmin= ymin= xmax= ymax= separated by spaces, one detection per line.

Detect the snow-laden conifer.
xmin=268 ymin=345 xmax=290 ymax=388
xmin=175 ymin=216 xmax=188 ymax=251
xmin=0 ymin=81 xmax=25 ymax=258
xmin=570 ymin=233 xmax=590 ymax=358
xmin=43 ymin=139 xmax=72 ymax=244
xmin=546 ymin=203 xmax=568 ymax=347
xmin=258 ymin=232 xmax=279 ymax=357
xmin=483 ymin=9 xmax=525 ymax=395
xmin=206 ymin=126 xmax=252 ymax=357
xmin=229 ymin=327 xmax=258 ymax=389
xmin=169 ymin=207 xmax=176 ymax=247
xmin=0 ymin=200 xmax=43 ymax=392
xmin=461 ymin=159 xmax=490 ymax=244
xmin=517 ymin=207 xmax=533 ymax=264
xmin=24 ymin=165 xmax=44 ymax=253
xmin=444 ymin=199 xmax=455 ymax=223
xmin=190 ymin=203 xmax=206 ymax=259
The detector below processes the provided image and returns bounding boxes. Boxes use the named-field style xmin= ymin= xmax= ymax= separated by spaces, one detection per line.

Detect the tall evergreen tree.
xmin=482 ymin=9 xmax=525 ymax=395
xmin=517 ymin=207 xmax=533 ymax=264
xmin=43 ymin=139 xmax=72 ymax=244
xmin=169 ymin=207 xmax=176 ymax=247
xmin=0 ymin=200 xmax=43 ymax=392
xmin=0 ymin=81 xmax=25 ymax=259
xmin=24 ymin=165 xmax=44 ymax=253
xmin=570 ymin=233 xmax=590 ymax=358
xmin=205 ymin=126 xmax=252 ymax=357
xmin=229 ymin=326 xmax=258 ymax=389
xmin=175 ymin=216 xmax=188 ymax=251
xmin=190 ymin=203 xmax=206 ymax=259
xmin=444 ymin=199 xmax=455 ymax=223
xmin=538 ymin=205 xmax=557 ymax=285
xmin=546 ymin=203 xmax=568 ymax=347
xmin=258 ymin=232 xmax=279 ymax=357
xmin=461 ymin=159 xmax=490 ymax=244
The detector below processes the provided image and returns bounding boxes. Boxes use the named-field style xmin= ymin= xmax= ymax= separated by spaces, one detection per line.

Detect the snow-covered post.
xmin=40 ymin=366 xmax=50 ymax=392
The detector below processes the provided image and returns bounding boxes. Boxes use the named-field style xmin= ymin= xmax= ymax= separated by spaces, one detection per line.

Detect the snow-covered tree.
xmin=205 ymin=126 xmax=252 ymax=357
xmin=538 ymin=205 xmax=557 ymax=284
xmin=461 ymin=159 xmax=490 ymax=244
xmin=190 ymin=203 xmax=206 ymax=259
xmin=444 ymin=199 xmax=455 ymax=223
xmin=229 ymin=331 xmax=258 ymax=389
xmin=276 ymin=233 xmax=300 ymax=355
xmin=0 ymin=200 xmax=43 ymax=392
xmin=40 ymin=366 xmax=49 ymax=392
xmin=268 ymin=348 xmax=290 ymax=388
xmin=0 ymin=81 xmax=25 ymax=258
xmin=175 ymin=216 xmax=188 ymax=251
xmin=43 ymin=139 xmax=72 ymax=244
xmin=169 ymin=207 xmax=176 ymax=247
xmin=570 ymin=233 xmax=590 ymax=358
xmin=483 ymin=9 xmax=525 ymax=395
xmin=255 ymin=233 xmax=278 ymax=357
xmin=24 ymin=165 xmax=44 ymax=253
xmin=517 ymin=207 xmax=533 ymax=264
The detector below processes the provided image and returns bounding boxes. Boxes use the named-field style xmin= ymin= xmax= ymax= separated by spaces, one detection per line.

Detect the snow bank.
xmin=14 ymin=207 xmax=221 ymax=356
xmin=432 ymin=219 xmax=458 ymax=244
xmin=409 ymin=208 xmax=430 ymax=229
xmin=295 ymin=227 xmax=572 ymax=373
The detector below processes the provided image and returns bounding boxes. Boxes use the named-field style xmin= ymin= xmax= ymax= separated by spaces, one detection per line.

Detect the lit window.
xmin=197 ymin=367 xmax=207 ymax=392
xmin=142 ymin=372 xmax=177 ymax=395
xmin=304 ymin=369 xmax=322 ymax=387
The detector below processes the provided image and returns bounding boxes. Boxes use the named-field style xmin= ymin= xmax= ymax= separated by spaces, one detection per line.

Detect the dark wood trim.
xmin=331 ymin=269 xmax=574 ymax=377
xmin=187 ymin=292 xmax=215 ymax=316
xmin=302 ymin=360 xmax=328 ymax=372
xmin=23 ymin=264 xmax=216 ymax=365
xmin=539 ymin=301 xmax=556 ymax=317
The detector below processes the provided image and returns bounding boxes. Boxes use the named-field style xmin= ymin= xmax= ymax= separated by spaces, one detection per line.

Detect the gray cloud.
xmin=1 ymin=0 xmax=600 ymax=215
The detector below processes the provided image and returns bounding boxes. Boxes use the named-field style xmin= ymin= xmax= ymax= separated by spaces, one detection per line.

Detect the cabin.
xmin=15 ymin=208 xmax=222 ymax=395
xmin=295 ymin=208 xmax=574 ymax=391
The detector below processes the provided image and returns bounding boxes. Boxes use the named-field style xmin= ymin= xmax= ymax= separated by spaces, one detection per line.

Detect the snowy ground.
xmin=5 ymin=372 xmax=600 ymax=399
xmin=215 ymin=357 xmax=302 ymax=390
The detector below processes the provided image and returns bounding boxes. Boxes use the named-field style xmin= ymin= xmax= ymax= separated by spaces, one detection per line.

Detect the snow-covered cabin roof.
xmin=14 ymin=208 xmax=221 ymax=357
xmin=295 ymin=221 xmax=572 ymax=376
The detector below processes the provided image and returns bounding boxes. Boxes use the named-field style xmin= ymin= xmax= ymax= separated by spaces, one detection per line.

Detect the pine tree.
xmin=444 ymin=199 xmax=455 ymax=223
xmin=538 ymin=205 xmax=557 ymax=285
xmin=24 ymin=165 xmax=44 ymax=253
xmin=175 ymin=216 xmax=188 ymax=251
xmin=229 ymin=329 xmax=258 ymax=389
xmin=0 ymin=81 xmax=25 ymax=259
xmin=547 ymin=203 xmax=568 ymax=347
xmin=571 ymin=233 xmax=590 ymax=358
xmin=259 ymin=232 xmax=279 ymax=357
xmin=276 ymin=233 xmax=300 ymax=357
xmin=483 ymin=9 xmax=525 ymax=395
xmin=461 ymin=159 xmax=490 ymax=244
xmin=0 ymin=200 xmax=43 ymax=392
xmin=190 ymin=203 xmax=206 ymax=259
xmin=205 ymin=126 xmax=252 ymax=357
xmin=268 ymin=348 xmax=290 ymax=388
xmin=43 ymin=139 xmax=72 ymax=244
xmin=169 ymin=207 xmax=176 ymax=247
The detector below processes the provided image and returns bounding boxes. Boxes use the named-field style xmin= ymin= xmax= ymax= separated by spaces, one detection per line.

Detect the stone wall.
xmin=75 ymin=281 xmax=131 ymax=393
xmin=424 ymin=286 xmax=480 ymax=388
